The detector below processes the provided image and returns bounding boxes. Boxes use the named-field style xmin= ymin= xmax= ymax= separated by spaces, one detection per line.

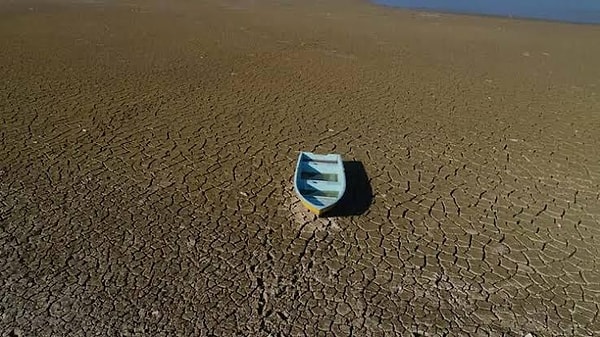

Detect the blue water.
xmin=372 ymin=0 xmax=600 ymax=24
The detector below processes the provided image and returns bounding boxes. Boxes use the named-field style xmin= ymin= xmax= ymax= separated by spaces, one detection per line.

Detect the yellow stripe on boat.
xmin=302 ymin=201 xmax=323 ymax=216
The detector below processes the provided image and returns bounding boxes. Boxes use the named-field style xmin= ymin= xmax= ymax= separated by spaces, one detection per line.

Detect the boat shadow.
xmin=326 ymin=161 xmax=373 ymax=217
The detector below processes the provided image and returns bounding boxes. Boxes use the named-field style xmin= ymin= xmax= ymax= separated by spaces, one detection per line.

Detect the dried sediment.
xmin=1 ymin=0 xmax=600 ymax=335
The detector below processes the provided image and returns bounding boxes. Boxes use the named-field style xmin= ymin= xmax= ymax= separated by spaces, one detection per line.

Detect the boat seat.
xmin=299 ymin=189 xmax=340 ymax=198
xmin=302 ymin=158 xmax=338 ymax=164
xmin=298 ymin=179 xmax=341 ymax=190
xmin=301 ymin=153 xmax=340 ymax=162
xmin=300 ymin=161 xmax=340 ymax=174
xmin=305 ymin=195 xmax=337 ymax=207
xmin=300 ymin=171 xmax=338 ymax=182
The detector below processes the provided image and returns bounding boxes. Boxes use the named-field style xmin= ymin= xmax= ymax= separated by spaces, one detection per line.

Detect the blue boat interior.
xmin=297 ymin=153 xmax=345 ymax=207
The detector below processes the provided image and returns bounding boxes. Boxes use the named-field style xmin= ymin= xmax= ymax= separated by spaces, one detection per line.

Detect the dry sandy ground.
xmin=1 ymin=0 xmax=600 ymax=336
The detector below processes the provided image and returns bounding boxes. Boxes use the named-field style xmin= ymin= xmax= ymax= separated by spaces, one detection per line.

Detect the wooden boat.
xmin=294 ymin=152 xmax=346 ymax=216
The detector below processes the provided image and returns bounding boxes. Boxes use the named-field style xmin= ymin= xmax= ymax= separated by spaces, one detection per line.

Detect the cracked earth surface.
xmin=1 ymin=0 xmax=600 ymax=336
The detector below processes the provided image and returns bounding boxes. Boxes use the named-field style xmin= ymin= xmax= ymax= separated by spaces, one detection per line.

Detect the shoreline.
xmin=368 ymin=0 xmax=600 ymax=26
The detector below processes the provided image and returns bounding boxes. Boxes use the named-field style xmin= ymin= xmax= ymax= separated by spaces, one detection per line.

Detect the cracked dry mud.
xmin=1 ymin=0 xmax=600 ymax=336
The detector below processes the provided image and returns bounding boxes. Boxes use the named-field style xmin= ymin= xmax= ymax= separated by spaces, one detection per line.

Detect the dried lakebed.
xmin=1 ymin=0 xmax=600 ymax=336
